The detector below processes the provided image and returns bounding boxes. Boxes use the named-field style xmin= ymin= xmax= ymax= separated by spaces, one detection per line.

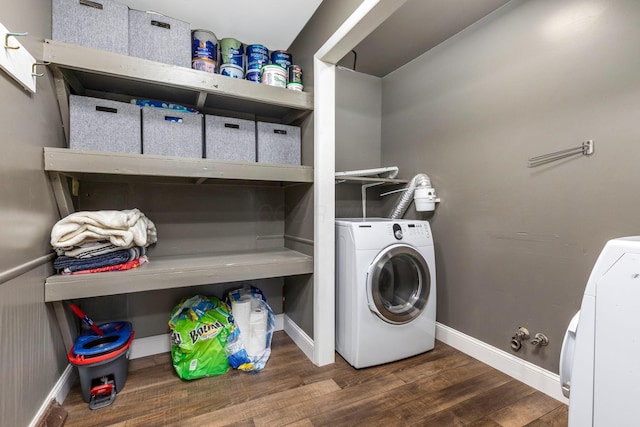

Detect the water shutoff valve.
xmin=510 ymin=326 xmax=530 ymax=352
xmin=531 ymin=333 xmax=549 ymax=346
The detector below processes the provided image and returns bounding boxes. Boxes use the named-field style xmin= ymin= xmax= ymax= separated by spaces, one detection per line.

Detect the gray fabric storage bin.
xmin=257 ymin=122 xmax=301 ymax=165
xmin=69 ymin=95 xmax=141 ymax=153
xmin=128 ymin=10 xmax=191 ymax=67
xmin=142 ymin=107 xmax=203 ymax=158
xmin=205 ymin=116 xmax=256 ymax=162
xmin=52 ymin=0 xmax=128 ymax=55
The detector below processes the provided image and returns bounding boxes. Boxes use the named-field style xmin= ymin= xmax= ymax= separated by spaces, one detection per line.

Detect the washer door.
xmin=367 ymin=243 xmax=430 ymax=324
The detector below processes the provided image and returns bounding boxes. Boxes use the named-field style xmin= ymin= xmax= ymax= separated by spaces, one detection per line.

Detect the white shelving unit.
xmin=44 ymin=148 xmax=315 ymax=303
xmin=42 ymin=39 xmax=315 ymax=354
xmin=44 ymin=147 xmax=313 ymax=302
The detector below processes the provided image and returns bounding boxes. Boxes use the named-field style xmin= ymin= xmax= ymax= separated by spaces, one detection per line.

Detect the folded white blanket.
xmin=51 ymin=208 xmax=158 ymax=250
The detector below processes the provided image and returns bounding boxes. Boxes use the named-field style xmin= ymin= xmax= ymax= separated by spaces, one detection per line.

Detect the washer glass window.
xmin=368 ymin=244 xmax=430 ymax=324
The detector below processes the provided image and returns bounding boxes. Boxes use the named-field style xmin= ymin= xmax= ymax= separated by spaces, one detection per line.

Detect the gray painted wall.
xmin=1 ymin=1 xmax=69 ymax=425
xmin=381 ymin=0 xmax=640 ymax=372
xmin=335 ymin=67 xmax=384 ymax=219
xmin=336 ymin=67 xmax=381 ymax=173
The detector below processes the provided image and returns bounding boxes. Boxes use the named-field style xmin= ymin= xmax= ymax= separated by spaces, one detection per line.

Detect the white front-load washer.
xmin=335 ymin=218 xmax=436 ymax=368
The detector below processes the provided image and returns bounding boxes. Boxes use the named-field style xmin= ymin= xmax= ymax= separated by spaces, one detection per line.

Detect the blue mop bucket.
xmin=68 ymin=321 xmax=134 ymax=409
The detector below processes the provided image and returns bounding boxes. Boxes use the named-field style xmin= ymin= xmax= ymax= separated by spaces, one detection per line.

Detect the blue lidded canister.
xmin=246 ymin=44 xmax=269 ymax=71
xmin=246 ymin=69 xmax=261 ymax=82
xmin=220 ymin=63 xmax=244 ymax=79
xmin=220 ymin=38 xmax=244 ymax=68
xmin=270 ymin=50 xmax=292 ymax=71
xmin=191 ymin=30 xmax=218 ymax=73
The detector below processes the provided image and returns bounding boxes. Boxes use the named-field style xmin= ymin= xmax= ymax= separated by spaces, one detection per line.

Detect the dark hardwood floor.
xmin=62 ymin=332 xmax=568 ymax=426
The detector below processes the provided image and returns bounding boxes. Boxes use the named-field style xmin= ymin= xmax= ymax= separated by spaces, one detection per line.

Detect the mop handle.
xmin=68 ymin=303 xmax=104 ymax=336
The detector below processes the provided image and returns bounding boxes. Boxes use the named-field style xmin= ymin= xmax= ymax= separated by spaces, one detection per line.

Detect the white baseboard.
xmin=283 ymin=315 xmax=314 ymax=361
xmin=436 ymin=322 xmax=568 ymax=404
xmin=129 ymin=313 xmax=286 ymax=360
xmin=274 ymin=313 xmax=284 ymax=331
xmin=127 ymin=315 xmax=312 ymax=364
xmin=29 ymin=364 xmax=76 ymax=427
xmin=130 ymin=333 xmax=171 ymax=359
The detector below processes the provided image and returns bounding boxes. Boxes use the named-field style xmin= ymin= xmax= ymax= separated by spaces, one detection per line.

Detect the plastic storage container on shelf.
xmin=246 ymin=44 xmax=269 ymax=72
xmin=220 ymin=63 xmax=244 ymax=79
xmin=219 ymin=38 xmax=244 ymax=68
xmin=270 ymin=50 xmax=292 ymax=71
xmin=191 ymin=29 xmax=218 ymax=73
xmin=246 ymin=69 xmax=261 ymax=82
xmin=261 ymin=65 xmax=286 ymax=88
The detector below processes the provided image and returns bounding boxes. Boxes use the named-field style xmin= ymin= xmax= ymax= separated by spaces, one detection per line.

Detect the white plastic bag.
xmin=224 ymin=286 xmax=275 ymax=372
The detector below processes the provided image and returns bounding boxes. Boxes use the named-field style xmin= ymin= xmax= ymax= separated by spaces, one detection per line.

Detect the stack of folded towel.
xmin=50 ymin=208 xmax=157 ymax=275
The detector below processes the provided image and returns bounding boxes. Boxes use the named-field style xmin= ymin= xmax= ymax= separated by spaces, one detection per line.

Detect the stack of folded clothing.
xmin=50 ymin=208 xmax=157 ymax=275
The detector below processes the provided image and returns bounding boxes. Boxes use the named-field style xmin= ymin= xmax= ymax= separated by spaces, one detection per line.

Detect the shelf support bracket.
xmin=48 ymin=171 xmax=75 ymax=217
xmin=51 ymin=67 xmax=71 ymax=146
xmin=196 ymin=91 xmax=207 ymax=110
xmin=361 ymin=182 xmax=384 ymax=218
xmin=53 ymin=301 xmax=74 ymax=352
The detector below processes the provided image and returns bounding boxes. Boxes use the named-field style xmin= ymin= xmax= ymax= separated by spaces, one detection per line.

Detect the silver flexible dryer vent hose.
xmin=389 ymin=173 xmax=432 ymax=219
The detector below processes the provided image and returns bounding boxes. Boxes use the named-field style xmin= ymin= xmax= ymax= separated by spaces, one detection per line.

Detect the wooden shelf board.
xmin=43 ymin=39 xmax=312 ymax=122
xmin=45 ymin=248 xmax=313 ymax=302
xmin=44 ymin=148 xmax=313 ymax=184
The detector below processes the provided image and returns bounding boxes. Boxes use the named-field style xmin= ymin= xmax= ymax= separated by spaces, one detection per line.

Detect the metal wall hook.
xmin=528 ymin=140 xmax=594 ymax=168
xmin=5 ymin=31 xmax=28 ymax=49
xmin=31 ymin=61 xmax=50 ymax=77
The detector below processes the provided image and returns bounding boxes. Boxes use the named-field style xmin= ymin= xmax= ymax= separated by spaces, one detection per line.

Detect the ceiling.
xmin=118 ymin=0 xmax=511 ymax=77
xmin=339 ymin=0 xmax=511 ymax=77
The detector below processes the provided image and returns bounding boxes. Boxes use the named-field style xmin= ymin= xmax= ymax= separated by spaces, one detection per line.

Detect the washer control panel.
xmin=339 ymin=219 xmax=433 ymax=249
xmin=387 ymin=222 xmax=432 ymax=243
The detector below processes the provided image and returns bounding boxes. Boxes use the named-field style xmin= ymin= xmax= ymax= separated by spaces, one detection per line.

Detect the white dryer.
xmin=560 ymin=237 xmax=640 ymax=426
xmin=335 ymin=218 xmax=436 ymax=368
